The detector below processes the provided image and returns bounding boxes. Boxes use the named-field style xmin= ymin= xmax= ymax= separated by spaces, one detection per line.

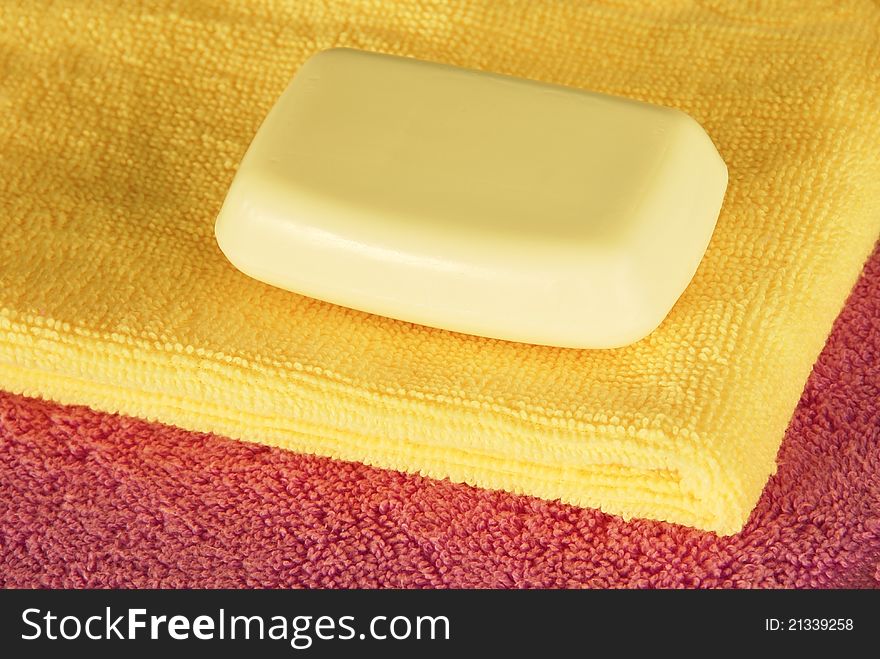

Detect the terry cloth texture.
xmin=1 ymin=1 xmax=879 ymax=534
xmin=1 ymin=245 xmax=879 ymax=588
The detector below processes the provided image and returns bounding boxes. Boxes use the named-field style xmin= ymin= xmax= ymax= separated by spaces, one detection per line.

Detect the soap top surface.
xmin=216 ymin=48 xmax=728 ymax=348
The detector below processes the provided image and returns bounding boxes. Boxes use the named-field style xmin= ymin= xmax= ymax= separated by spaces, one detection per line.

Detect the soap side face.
xmin=215 ymin=48 xmax=728 ymax=348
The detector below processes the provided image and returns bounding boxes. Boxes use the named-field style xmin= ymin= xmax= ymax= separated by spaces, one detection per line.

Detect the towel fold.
xmin=1 ymin=0 xmax=879 ymax=533
xmin=2 ymin=241 xmax=879 ymax=587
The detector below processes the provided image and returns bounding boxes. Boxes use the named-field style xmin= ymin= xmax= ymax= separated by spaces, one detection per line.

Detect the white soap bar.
xmin=215 ymin=48 xmax=728 ymax=348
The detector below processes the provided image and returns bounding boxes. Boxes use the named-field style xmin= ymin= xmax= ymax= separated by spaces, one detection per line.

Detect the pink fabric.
xmin=1 ymin=246 xmax=879 ymax=588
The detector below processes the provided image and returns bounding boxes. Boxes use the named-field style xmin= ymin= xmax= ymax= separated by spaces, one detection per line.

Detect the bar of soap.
xmin=215 ymin=48 xmax=728 ymax=349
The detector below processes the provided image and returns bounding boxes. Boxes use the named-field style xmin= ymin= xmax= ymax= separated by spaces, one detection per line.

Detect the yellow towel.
xmin=1 ymin=1 xmax=878 ymax=534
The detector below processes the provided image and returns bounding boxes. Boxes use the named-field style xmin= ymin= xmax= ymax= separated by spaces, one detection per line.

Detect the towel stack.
xmin=1 ymin=1 xmax=879 ymax=534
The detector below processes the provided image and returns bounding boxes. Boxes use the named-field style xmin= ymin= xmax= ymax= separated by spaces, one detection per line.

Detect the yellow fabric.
xmin=1 ymin=1 xmax=878 ymax=535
